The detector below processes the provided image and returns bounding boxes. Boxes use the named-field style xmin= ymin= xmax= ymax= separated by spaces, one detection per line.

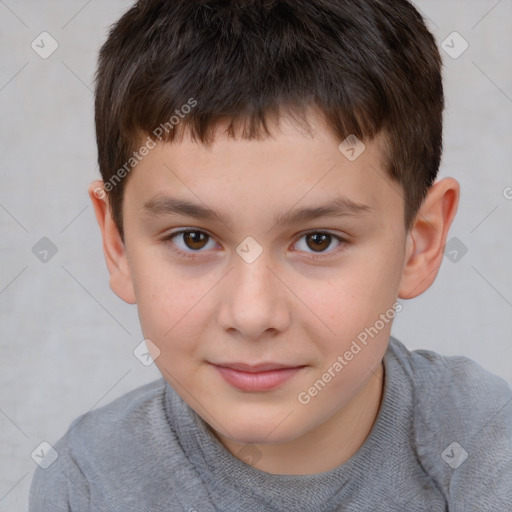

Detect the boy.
xmin=29 ymin=0 xmax=512 ymax=510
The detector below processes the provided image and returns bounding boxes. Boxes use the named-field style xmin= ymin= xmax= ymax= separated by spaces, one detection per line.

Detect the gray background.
xmin=1 ymin=0 xmax=511 ymax=509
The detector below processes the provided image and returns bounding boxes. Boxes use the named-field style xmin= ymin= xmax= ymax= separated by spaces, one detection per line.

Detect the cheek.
xmin=130 ymin=249 xmax=210 ymax=346
xmin=304 ymin=250 xmax=402 ymax=382
xmin=134 ymin=270 xmax=210 ymax=380
xmin=319 ymin=257 xmax=401 ymax=333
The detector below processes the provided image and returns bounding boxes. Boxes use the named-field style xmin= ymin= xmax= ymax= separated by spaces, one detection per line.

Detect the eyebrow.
xmin=142 ymin=195 xmax=374 ymax=229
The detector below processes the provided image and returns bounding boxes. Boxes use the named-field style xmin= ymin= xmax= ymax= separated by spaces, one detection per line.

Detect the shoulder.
xmin=67 ymin=377 xmax=169 ymax=435
xmin=387 ymin=337 xmax=512 ymax=509
xmin=387 ymin=337 xmax=512 ymax=446
xmin=388 ymin=336 xmax=512 ymax=410
xmin=63 ymin=377 xmax=171 ymax=462
xmin=29 ymin=378 xmax=172 ymax=510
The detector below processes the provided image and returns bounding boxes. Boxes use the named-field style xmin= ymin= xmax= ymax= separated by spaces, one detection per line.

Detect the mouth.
xmin=209 ymin=362 xmax=307 ymax=392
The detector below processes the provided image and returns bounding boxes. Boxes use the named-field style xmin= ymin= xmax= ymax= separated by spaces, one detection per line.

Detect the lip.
xmin=213 ymin=362 xmax=303 ymax=373
xmin=210 ymin=362 xmax=306 ymax=391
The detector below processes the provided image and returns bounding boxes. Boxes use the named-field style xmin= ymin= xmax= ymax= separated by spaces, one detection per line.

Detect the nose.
xmin=217 ymin=251 xmax=291 ymax=340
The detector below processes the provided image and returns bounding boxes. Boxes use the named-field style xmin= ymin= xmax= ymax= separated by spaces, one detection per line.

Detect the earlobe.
xmin=88 ymin=180 xmax=136 ymax=304
xmin=398 ymin=177 xmax=460 ymax=299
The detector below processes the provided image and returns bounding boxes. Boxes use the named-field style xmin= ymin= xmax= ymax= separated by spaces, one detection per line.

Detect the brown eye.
xmin=182 ymin=231 xmax=209 ymax=250
xmin=293 ymin=231 xmax=346 ymax=258
xmin=305 ymin=232 xmax=332 ymax=252
xmin=165 ymin=229 xmax=217 ymax=256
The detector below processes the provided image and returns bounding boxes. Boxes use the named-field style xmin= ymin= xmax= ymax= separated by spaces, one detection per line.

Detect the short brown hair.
xmin=94 ymin=0 xmax=444 ymax=239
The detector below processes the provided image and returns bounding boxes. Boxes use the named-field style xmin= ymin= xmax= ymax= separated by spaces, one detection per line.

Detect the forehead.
xmin=124 ymin=112 xmax=401 ymax=230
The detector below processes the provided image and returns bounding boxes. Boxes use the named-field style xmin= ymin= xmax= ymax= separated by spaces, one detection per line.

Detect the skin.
xmin=89 ymin=108 xmax=459 ymax=475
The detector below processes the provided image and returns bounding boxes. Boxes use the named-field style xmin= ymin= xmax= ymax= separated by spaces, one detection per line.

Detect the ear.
xmin=398 ymin=177 xmax=460 ymax=299
xmin=88 ymin=180 xmax=136 ymax=304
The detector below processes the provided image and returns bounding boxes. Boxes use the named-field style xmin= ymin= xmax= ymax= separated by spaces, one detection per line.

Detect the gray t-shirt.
xmin=28 ymin=337 xmax=512 ymax=511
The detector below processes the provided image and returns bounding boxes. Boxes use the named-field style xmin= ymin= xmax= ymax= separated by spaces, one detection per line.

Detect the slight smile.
xmin=210 ymin=362 xmax=307 ymax=392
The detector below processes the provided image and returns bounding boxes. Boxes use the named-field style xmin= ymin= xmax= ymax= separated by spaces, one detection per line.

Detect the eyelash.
xmin=161 ymin=228 xmax=348 ymax=261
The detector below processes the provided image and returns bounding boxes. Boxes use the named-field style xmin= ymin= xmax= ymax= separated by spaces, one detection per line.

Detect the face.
xmin=120 ymin=110 xmax=409 ymax=447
